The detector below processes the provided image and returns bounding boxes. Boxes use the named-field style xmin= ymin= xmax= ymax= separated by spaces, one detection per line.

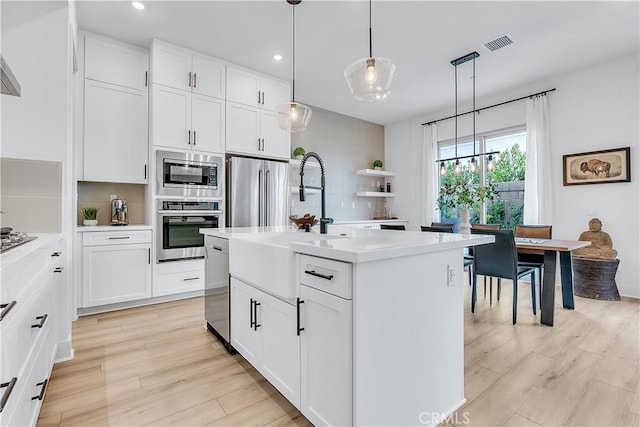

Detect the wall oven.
xmin=156 ymin=150 xmax=223 ymax=198
xmin=156 ymin=200 xmax=222 ymax=262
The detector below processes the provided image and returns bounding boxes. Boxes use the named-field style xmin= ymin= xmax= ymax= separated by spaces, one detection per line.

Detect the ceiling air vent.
xmin=483 ymin=35 xmax=514 ymax=52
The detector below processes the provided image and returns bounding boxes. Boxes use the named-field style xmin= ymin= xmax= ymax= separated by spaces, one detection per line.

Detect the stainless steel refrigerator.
xmin=226 ymin=156 xmax=290 ymax=227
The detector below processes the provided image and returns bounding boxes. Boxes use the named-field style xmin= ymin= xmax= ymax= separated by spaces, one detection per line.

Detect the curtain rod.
xmin=422 ymin=88 xmax=556 ymax=127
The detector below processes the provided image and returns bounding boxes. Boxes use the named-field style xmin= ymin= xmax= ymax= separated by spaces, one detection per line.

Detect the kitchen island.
xmin=201 ymin=227 xmax=493 ymax=427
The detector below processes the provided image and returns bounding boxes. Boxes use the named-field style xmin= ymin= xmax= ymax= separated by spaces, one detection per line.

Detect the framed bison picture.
xmin=563 ymin=147 xmax=631 ymax=186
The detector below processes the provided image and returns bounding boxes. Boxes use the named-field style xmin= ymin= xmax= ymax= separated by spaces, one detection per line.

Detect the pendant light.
xmin=276 ymin=0 xmax=312 ymax=132
xmin=469 ymin=55 xmax=477 ymax=173
xmin=453 ymin=57 xmax=460 ymax=175
xmin=344 ymin=0 xmax=396 ymax=102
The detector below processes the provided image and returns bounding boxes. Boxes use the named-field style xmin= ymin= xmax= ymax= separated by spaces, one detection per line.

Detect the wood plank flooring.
xmin=38 ymin=279 xmax=639 ymax=426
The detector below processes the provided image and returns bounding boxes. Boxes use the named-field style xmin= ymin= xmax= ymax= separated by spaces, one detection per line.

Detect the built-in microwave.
xmin=156 ymin=150 xmax=222 ymax=198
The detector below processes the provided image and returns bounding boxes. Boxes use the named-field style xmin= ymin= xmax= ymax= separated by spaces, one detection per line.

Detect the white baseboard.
xmin=76 ymin=290 xmax=204 ymax=316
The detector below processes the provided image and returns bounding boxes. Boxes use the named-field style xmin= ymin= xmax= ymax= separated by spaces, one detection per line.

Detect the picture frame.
xmin=563 ymin=147 xmax=631 ymax=186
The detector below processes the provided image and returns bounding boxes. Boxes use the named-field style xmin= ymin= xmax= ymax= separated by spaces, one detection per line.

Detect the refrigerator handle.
xmin=265 ymin=169 xmax=270 ymax=225
xmin=258 ymin=169 xmax=263 ymax=226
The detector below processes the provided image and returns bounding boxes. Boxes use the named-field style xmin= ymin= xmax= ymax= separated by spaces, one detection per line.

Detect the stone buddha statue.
xmin=573 ymin=218 xmax=617 ymax=259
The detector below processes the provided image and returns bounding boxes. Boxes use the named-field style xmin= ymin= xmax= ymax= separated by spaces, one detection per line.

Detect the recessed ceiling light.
xmin=132 ymin=2 xmax=145 ymax=10
xmin=273 ymin=54 xmax=283 ymax=61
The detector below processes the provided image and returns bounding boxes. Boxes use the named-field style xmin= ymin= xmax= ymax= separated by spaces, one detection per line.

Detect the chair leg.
xmin=530 ymin=272 xmax=537 ymax=315
xmin=489 ymin=278 xmax=493 ymax=307
xmin=483 ymin=276 xmax=487 ymax=298
xmin=537 ymin=266 xmax=543 ymax=311
xmin=497 ymin=279 xmax=501 ymax=301
xmin=472 ymin=272 xmax=478 ymax=313
xmin=512 ymin=278 xmax=518 ymax=325
xmin=468 ymin=265 xmax=472 ymax=286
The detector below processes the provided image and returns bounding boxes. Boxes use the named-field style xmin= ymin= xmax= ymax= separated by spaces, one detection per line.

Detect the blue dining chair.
xmin=470 ymin=228 xmax=538 ymax=325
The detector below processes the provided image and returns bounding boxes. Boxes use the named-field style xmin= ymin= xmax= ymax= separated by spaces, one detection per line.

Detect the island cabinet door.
xmin=299 ymin=285 xmax=352 ymax=427
xmin=259 ymin=292 xmax=300 ymax=408
xmin=230 ymin=278 xmax=261 ymax=366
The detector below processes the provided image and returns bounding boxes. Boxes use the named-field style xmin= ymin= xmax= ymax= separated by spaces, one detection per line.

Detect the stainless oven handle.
xmin=258 ymin=169 xmax=263 ymax=226
xmin=157 ymin=210 xmax=223 ymax=215
xmin=265 ymin=169 xmax=270 ymax=225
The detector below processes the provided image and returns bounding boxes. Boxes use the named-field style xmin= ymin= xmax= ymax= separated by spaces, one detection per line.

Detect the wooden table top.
xmin=515 ymin=237 xmax=591 ymax=252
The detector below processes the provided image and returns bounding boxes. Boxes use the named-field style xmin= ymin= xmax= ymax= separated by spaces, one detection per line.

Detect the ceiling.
xmin=74 ymin=1 xmax=639 ymax=126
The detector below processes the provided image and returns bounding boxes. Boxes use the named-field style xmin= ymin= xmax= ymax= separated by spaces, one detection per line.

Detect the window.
xmin=437 ymin=127 xmax=526 ymax=229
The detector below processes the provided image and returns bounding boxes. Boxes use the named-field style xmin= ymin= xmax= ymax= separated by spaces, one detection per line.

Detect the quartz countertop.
xmin=76 ymin=224 xmax=152 ymax=232
xmin=0 ymin=233 xmax=61 ymax=268
xmin=201 ymin=227 xmax=493 ymax=263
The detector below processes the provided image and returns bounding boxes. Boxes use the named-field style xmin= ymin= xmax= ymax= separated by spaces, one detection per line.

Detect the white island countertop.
xmin=201 ymin=227 xmax=493 ymax=264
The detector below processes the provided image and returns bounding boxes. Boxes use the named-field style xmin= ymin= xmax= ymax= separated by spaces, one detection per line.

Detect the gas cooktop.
xmin=0 ymin=231 xmax=38 ymax=253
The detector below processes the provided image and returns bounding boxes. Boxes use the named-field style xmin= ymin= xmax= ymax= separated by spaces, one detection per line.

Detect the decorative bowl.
xmin=289 ymin=214 xmax=318 ymax=230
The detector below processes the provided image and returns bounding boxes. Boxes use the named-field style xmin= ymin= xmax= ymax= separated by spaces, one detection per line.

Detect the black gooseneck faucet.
xmin=299 ymin=152 xmax=333 ymax=234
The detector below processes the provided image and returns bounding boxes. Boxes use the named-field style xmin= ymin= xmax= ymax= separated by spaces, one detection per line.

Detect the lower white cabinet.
xmin=82 ymin=230 xmax=152 ymax=307
xmin=230 ymin=277 xmax=300 ymax=407
xmin=299 ymin=273 xmax=353 ymax=426
xmin=153 ymin=259 xmax=204 ymax=297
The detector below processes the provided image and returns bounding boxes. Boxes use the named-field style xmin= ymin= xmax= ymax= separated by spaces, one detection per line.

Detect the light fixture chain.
xmin=472 ymin=55 xmax=476 ymax=156
xmin=292 ymin=4 xmax=296 ymax=102
xmin=369 ymin=0 xmax=373 ymax=58
xmin=454 ymin=63 xmax=458 ymax=159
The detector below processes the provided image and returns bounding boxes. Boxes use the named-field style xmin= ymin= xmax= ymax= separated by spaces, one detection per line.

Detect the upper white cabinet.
xmin=151 ymin=41 xmax=225 ymax=99
xmin=151 ymin=40 xmax=226 ymax=154
xmin=226 ymin=66 xmax=290 ymax=160
xmin=227 ymin=67 xmax=289 ymax=110
xmin=83 ymin=35 xmax=149 ymax=184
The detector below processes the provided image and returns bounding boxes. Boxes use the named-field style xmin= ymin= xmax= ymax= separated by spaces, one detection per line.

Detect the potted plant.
xmin=437 ymin=182 xmax=497 ymax=233
xmin=372 ymin=159 xmax=384 ymax=170
xmin=293 ymin=147 xmax=306 ymax=160
xmin=82 ymin=207 xmax=99 ymax=226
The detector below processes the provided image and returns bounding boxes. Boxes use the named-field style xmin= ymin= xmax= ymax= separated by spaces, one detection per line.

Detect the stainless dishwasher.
xmin=204 ymin=235 xmax=233 ymax=352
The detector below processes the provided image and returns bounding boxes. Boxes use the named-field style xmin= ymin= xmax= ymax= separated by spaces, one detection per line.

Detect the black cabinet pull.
xmin=188 ymin=129 xmax=192 ymax=145
xmin=188 ymin=71 xmax=192 ymax=88
xmin=257 ymin=91 xmax=261 ymax=105
xmin=31 ymin=379 xmax=48 ymax=401
xmin=193 ymin=72 xmax=197 ymax=88
xmin=54 ymin=267 xmax=64 ymax=273
xmin=108 ymin=236 xmax=130 ymax=240
xmin=51 ymin=252 xmax=62 ymax=257
xmin=148 ymin=248 xmax=151 ymax=265
xmin=145 ymin=70 xmax=148 ymax=87
xmin=261 ymin=91 xmax=265 ymax=105
xmin=253 ymin=301 xmax=261 ymax=330
xmin=0 ymin=377 xmax=18 ymax=413
xmin=144 ymin=164 xmax=147 ymax=180
xmin=0 ymin=301 xmax=17 ymax=321
xmin=183 ymin=277 xmax=200 ymax=281
xmin=31 ymin=314 xmax=48 ymax=329
xmin=297 ymin=298 xmax=305 ymax=336
xmin=304 ymin=270 xmax=334 ymax=281
xmin=193 ymin=130 xmax=197 ymax=145
xmin=249 ymin=298 xmax=255 ymax=328
xmin=211 ymin=245 xmax=222 ymax=251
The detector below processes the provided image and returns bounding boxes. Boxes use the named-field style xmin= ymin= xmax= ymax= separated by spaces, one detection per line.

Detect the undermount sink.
xmin=229 ymin=231 xmax=345 ymax=300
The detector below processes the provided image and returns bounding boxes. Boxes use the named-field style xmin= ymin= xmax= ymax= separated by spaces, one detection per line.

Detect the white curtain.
xmin=421 ymin=124 xmax=439 ymax=225
xmin=524 ymin=95 xmax=553 ymax=224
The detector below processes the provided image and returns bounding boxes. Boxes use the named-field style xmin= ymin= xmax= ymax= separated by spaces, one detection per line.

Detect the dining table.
xmin=515 ymin=237 xmax=591 ymax=326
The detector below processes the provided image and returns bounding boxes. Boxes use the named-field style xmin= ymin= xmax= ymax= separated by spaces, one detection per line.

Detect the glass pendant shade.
xmin=440 ymin=161 xmax=446 ymax=176
xmin=276 ymin=101 xmax=312 ymax=132
xmin=470 ymin=157 xmax=477 ymax=173
xmin=344 ymin=56 xmax=396 ymax=102
xmin=487 ymin=154 xmax=495 ymax=171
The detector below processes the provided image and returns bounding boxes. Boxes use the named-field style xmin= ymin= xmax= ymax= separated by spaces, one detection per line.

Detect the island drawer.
xmin=83 ymin=230 xmax=152 ymax=246
xmin=299 ymin=255 xmax=352 ymax=300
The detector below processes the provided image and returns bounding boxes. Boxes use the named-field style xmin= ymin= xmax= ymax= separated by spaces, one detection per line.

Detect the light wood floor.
xmin=38 ymin=279 xmax=639 ymax=427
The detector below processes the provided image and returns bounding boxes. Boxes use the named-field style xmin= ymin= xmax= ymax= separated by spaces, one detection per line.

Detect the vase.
xmin=374 ymin=166 xmax=382 ymax=170
xmin=83 ymin=219 xmax=98 ymax=226
xmin=294 ymin=155 xmax=304 ymax=160
xmin=459 ymin=208 xmax=471 ymax=234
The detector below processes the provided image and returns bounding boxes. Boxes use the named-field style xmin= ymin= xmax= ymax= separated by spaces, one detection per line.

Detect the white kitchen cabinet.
xmin=230 ymin=277 xmax=300 ymax=407
xmin=299 ymin=259 xmax=353 ymax=427
xmin=151 ymin=41 xmax=225 ymax=154
xmin=152 ymin=40 xmax=225 ymax=99
xmin=226 ymin=102 xmax=289 ymax=159
xmin=0 ymin=236 xmax=61 ymax=427
xmin=84 ymin=79 xmax=149 ymax=183
xmin=226 ymin=67 xmax=289 ymax=110
xmin=154 ymin=259 xmax=204 ymax=297
xmin=82 ymin=230 xmax=152 ymax=307
xmin=83 ymin=35 xmax=149 ymax=184
xmin=84 ymin=35 xmax=149 ymax=91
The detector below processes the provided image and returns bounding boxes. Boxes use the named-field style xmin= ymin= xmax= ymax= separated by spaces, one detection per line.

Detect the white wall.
xmin=385 ymin=53 xmax=640 ymax=298
xmin=291 ymin=105 xmax=385 ymax=222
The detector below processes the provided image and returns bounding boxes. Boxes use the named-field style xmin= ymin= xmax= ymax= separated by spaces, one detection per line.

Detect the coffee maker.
xmin=111 ymin=199 xmax=129 ymax=225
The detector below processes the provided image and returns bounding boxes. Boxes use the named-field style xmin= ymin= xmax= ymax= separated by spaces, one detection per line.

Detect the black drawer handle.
xmin=250 ymin=298 xmax=255 ymax=328
xmin=108 ymin=236 xmax=130 ymax=240
xmin=183 ymin=277 xmax=200 ymax=281
xmin=253 ymin=301 xmax=261 ymax=330
xmin=0 ymin=377 xmax=18 ymax=413
xmin=54 ymin=267 xmax=64 ymax=273
xmin=31 ymin=379 xmax=48 ymax=401
xmin=211 ymin=245 xmax=223 ymax=251
xmin=296 ymin=298 xmax=304 ymax=336
xmin=304 ymin=270 xmax=334 ymax=281
xmin=51 ymin=251 xmax=62 ymax=257
xmin=31 ymin=314 xmax=48 ymax=329
xmin=0 ymin=301 xmax=17 ymax=321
